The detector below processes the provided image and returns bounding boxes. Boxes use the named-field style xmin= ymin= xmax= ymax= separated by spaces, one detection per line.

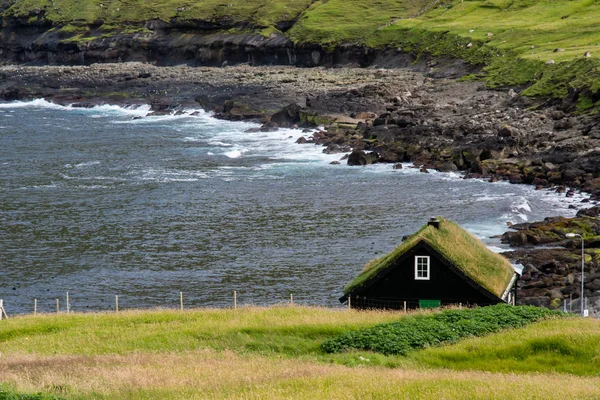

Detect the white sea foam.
xmin=18 ymin=183 xmax=60 ymax=190
xmin=132 ymin=167 xmax=211 ymax=183
xmin=75 ymin=161 xmax=101 ymax=168
xmin=0 ymin=99 xmax=151 ymax=117
xmin=0 ymin=98 xmax=67 ymax=110
xmin=117 ymin=108 xmax=210 ymax=124
xmin=513 ymin=196 xmax=532 ymax=213
xmin=207 ymin=141 xmax=234 ymax=147
xmin=224 ymin=149 xmax=244 ymax=159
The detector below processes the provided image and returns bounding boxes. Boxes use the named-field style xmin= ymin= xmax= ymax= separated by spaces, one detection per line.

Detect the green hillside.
xmin=0 ymin=306 xmax=599 ymax=399
xmin=1 ymin=0 xmax=600 ymax=105
xmin=4 ymin=0 xmax=316 ymax=26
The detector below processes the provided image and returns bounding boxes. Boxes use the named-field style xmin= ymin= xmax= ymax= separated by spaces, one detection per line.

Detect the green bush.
xmin=321 ymin=305 xmax=564 ymax=355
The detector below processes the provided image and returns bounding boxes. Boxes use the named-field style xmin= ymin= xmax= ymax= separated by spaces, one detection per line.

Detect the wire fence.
xmin=0 ymin=291 xmax=303 ymax=318
xmin=562 ymin=295 xmax=600 ymax=318
xmin=1 ymin=293 xmax=597 ymax=320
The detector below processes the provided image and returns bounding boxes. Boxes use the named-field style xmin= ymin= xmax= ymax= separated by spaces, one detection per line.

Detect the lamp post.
xmin=566 ymin=233 xmax=585 ymax=316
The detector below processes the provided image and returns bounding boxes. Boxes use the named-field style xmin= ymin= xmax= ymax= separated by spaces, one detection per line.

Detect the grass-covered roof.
xmin=344 ymin=217 xmax=516 ymax=298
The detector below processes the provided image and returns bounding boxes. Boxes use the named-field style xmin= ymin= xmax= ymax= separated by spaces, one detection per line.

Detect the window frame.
xmin=414 ymin=255 xmax=430 ymax=280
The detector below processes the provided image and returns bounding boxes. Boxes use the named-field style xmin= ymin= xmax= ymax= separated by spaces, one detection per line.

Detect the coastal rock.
xmin=270 ymin=103 xmax=302 ymax=127
xmin=437 ymin=161 xmax=458 ymax=172
xmin=347 ymin=150 xmax=380 ymax=166
xmin=220 ymin=100 xmax=265 ymax=120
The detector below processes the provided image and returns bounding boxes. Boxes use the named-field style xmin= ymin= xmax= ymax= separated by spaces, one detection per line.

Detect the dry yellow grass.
xmin=2 ymin=351 xmax=600 ymax=399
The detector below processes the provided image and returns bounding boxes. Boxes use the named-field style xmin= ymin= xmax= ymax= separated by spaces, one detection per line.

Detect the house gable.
xmin=344 ymin=218 xmax=516 ymax=299
xmin=349 ymin=241 xmax=503 ymax=306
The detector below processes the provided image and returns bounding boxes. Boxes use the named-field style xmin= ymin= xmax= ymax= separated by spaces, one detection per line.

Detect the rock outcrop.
xmin=501 ymin=206 xmax=600 ymax=310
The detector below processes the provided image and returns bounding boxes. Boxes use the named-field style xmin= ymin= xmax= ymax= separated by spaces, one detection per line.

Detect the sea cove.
xmin=0 ymin=100 xmax=587 ymax=314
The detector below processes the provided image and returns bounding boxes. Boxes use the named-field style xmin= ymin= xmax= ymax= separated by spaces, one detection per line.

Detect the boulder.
xmin=347 ymin=150 xmax=379 ymax=166
xmin=270 ymin=103 xmax=301 ymax=127
xmin=437 ymin=161 xmax=458 ymax=172
xmin=379 ymin=149 xmax=402 ymax=163
xmin=576 ymin=206 xmax=600 ymax=217
xmin=554 ymin=118 xmax=573 ymax=130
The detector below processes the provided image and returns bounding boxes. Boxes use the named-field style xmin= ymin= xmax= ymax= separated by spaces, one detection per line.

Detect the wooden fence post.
xmin=348 ymin=295 xmax=351 ymax=310
xmin=115 ymin=295 xmax=119 ymax=313
xmin=0 ymin=299 xmax=4 ymax=320
xmin=66 ymin=292 xmax=70 ymax=314
xmin=56 ymin=299 xmax=60 ymax=314
xmin=403 ymin=301 xmax=407 ymax=313
xmin=290 ymin=294 xmax=294 ymax=306
xmin=180 ymin=292 xmax=184 ymax=311
xmin=34 ymin=299 xmax=37 ymax=315
xmin=234 ymin=291 xmax=237 ymax=310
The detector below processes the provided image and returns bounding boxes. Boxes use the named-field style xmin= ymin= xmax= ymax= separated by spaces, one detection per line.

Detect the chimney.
xmin=428 ymin=217 xmax=440 ymax=229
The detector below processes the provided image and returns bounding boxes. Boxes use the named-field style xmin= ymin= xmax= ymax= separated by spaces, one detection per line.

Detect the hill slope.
xmin=1 ymin=0 xmax=599 ymax=105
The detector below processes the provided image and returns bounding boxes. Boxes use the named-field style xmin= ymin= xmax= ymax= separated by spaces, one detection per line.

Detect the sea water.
xmin=0 ymin=100 xmax=588 ymax=313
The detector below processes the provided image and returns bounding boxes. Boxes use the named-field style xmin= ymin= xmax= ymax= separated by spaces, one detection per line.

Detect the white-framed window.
xmin=415 ymin=256 xmax=430 ymax=280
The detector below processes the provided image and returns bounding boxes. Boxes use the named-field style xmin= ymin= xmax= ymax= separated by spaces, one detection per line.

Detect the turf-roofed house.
xmin=341 ymin=217 xmax=519 ymax=310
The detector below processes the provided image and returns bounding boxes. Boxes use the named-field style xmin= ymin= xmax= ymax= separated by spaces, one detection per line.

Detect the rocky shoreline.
xmin=2 ymin=62 xmax=599 ymax=309
xmin=3 ymin=63 xmax=599 ymax=197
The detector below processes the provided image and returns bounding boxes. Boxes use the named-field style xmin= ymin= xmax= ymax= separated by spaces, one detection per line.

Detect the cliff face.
xmin=0 ymin=0 xmax=318 ymax=65
xmin=0 ymin=18 xmax=400 ymax=68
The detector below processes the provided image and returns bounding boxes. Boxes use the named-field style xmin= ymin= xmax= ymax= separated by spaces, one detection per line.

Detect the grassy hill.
xmin=1 ymin=306 xmax=600 ymax=399
xmin=2 ymin=0 xmax=600 ymax=105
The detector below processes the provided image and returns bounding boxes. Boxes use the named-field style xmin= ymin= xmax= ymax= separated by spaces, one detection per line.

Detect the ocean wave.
xmin=0 ymin=98 xmax=67 ymax=110
xmin=207 ymin=140 xmax=234 ymax=147
xmin=116 ymin=108 xmax=211 ymax=124
xmin=75 ymin=161 xmax=101 ymax=168
xmin=0 ymin=98 xmax=151 ymax=117
xmin=224 ymin=150 xmax=244 ymax=159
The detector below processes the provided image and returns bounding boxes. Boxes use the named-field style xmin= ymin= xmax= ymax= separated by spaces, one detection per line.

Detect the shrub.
xmin=321 ymin=305 xmax=564 ymax=355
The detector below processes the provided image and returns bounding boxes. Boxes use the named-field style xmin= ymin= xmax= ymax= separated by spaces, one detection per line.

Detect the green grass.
xmin=0 ymin=306 xmax=404 ymax=357
xmin=1 ymin=306 xmax=600 ymax=399
xmin=412 ymin=317 xmax=600 ymax=375
xmin=4 ymin=0 xmax=316 ymax=26
xmin=287 ymin=0 xmax=432 ymax=47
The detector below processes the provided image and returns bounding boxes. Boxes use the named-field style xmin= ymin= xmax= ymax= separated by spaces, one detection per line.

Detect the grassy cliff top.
xmin=3 ymin=0 xmax=316 ymax=26
xmin=344 ymin=217 xmax=516 ymax=298
xmin=2 ymin=0 xmax=600 ymax=105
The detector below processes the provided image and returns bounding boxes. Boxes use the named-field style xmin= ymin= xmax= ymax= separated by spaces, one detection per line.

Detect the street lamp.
xmin=566 ymin=232 xmax=585 ymax=316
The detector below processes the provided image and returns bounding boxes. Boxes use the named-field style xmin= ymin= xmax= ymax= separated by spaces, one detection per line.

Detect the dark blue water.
xmin=0 ymin=100 xmax=588 ymax=314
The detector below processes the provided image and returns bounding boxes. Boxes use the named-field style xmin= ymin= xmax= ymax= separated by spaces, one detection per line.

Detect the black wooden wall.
xmin=352 ymin=242 xmax=502 ymax=309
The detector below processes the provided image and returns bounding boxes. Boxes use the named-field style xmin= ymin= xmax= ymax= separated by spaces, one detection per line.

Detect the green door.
xmin=419 ymin=299 xmax=441 ymax=309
